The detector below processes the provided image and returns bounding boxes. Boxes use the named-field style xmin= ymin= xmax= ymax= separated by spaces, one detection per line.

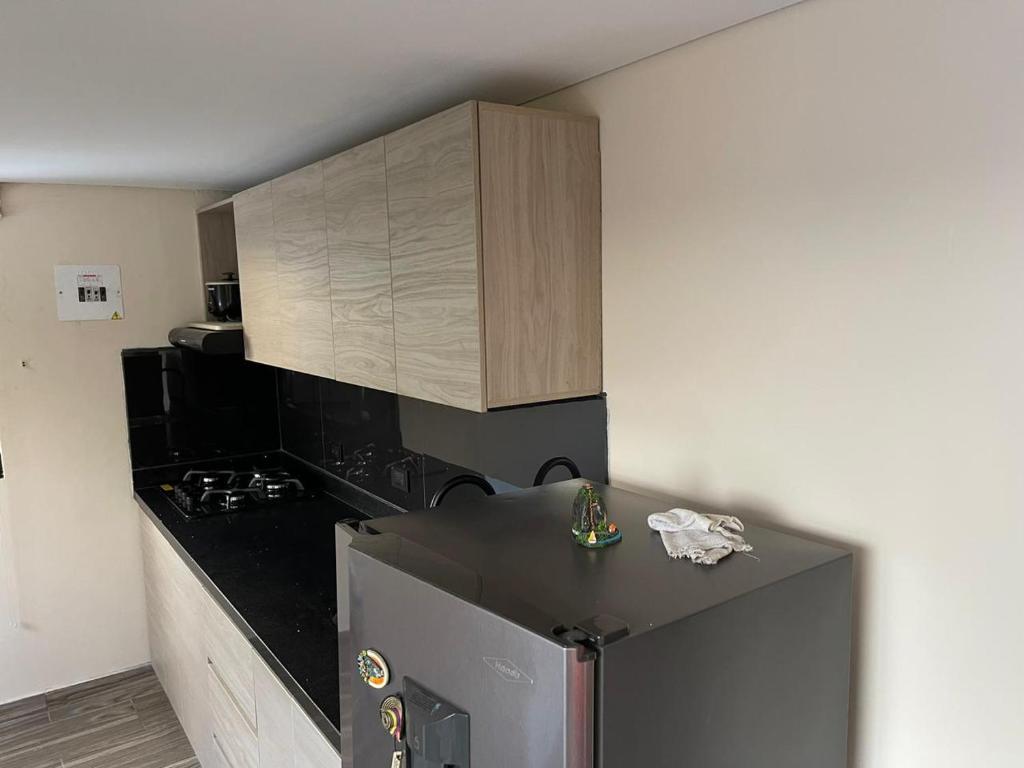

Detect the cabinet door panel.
xmin=478 ymin=104 xmax=602 ymax=406
xmin=388 ymin=185 xmax=483 ymax=410
xmin=385 ymin=104 xmax=484 ymax=411
xmin=324 ymin=138 xmax=397 ymax=392
xmin=384 ymin=102 xmax=476 ymax=198
xmin=234 ymin=182 xmax=282 ymax=366
xmin=273 ymin=162 xmax=335 ymax=379
xmin=293 ymin=703 xmax=340 ymax=768
xmin=254 ymin=657 xmax=295 ymax=768
xmin=140 ymin=512 xmax=212 ymax=767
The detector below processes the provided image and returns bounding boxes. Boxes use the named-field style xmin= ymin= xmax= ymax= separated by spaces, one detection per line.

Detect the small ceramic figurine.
xmin=571 ymin=483 xmax=622 ymax=548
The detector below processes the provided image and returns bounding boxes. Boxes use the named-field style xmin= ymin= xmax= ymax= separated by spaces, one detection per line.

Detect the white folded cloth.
xmin=647 ymin=508 xmax=753 ymax=565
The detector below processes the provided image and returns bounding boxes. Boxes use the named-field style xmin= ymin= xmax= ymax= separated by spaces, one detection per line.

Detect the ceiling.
xmin=1 ymin=0 xmax=802 ymax=191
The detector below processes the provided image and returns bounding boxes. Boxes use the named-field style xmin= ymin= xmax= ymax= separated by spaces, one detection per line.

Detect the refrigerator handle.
xmin=555 ymin=614 xmax=630 ymax=650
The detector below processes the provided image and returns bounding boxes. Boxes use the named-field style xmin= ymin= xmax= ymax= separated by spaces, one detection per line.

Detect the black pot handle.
xmin=429 ymin=474 xmax=496 ymax=508
xmin=532 ymin=456 xmax=581 ymax=486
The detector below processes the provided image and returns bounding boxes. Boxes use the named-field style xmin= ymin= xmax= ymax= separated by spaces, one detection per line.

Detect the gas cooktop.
xmin=163 ymin=460 xmax=310 ymax=519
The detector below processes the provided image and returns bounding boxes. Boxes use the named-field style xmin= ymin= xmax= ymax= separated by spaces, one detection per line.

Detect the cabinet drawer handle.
xmin=208 ymin=658 xmax=256 ymax=732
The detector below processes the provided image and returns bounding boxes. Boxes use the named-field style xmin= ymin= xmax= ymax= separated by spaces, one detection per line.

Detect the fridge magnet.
xmin=379 ymin=694 xmax=404 ymax=739
xmin=571 ymin=483 xmax=622 ymax=548
xmin=357 ymin=649 xmax=390 ymax=689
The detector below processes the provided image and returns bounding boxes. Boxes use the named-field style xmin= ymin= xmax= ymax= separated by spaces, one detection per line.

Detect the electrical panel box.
xmin=54 ymin=265 xmax=124 ymax=321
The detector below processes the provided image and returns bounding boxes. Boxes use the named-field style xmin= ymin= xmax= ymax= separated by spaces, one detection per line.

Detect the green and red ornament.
xmin=571 ymin=483 xmax=622 ymax=548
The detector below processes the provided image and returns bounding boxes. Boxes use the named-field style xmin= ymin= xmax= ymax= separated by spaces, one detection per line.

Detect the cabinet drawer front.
xmin=205 ymin=595 xmax=257 ymax=729
xmin=209 ymin=666 xmax=259 ymax=768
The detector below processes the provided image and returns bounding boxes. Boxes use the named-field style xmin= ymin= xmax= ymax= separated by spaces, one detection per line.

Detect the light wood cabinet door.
xmin=254 ymin=657 xmax=294 ymax=768
xmin=478 ymin=104 xmax=603 ymax=407
xmin=234 ymin=182 xmax=282 ymax=366
xmin=293 ymin=703 xmax=340 ymax=768
xmin=385 ymin=102 xmax=486 ymax=411
xmin=255 ymin=655 xmax=340 ymax=768
xmin=140 ymin=513 xmax=213 ymax=767
xmin=324 ymin=138 xmax=397 ymax=392
xmin=209 ymin=666 xmax=259 ymax=768
xmin=204 ymin=594 xmax=257 ymax=731
xmin=272 ymin=162 xmax=335 ymax=380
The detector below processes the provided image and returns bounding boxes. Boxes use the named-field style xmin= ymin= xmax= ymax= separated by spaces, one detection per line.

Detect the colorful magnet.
xmin=379 ymin=694 xmax=404 ymax=739
xmin=357 ymin=649 xmax=390 ymax=689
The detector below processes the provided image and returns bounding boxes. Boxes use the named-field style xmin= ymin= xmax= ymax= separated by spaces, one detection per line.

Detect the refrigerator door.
xmin=346 ymin=535 xmax=593 ymax=768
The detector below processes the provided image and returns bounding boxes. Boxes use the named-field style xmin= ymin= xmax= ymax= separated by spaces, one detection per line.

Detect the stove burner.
xmin=167 ymin=464 xmax=308 ymax=519
xmin=183 ymin=469 xmax=235 ymax=491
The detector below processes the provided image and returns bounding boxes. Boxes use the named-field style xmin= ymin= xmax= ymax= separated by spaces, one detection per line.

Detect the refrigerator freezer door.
xmin=347 ymin=542 xmax=593 ymax=768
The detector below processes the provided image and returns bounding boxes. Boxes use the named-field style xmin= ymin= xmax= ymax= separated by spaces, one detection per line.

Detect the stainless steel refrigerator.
xmin=336 ymin=480 xmax=852 ymax=768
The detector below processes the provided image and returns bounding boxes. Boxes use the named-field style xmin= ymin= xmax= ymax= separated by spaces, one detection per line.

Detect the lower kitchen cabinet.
xmin=140 ymin=511 xmax=212 ymax=766
xmin=204 ymin=590 xmax=258 ymax=731
xmin=254 ymin=658 xmax=294 ymax=768
xmin=139 ymin=510 xmax=341 ymax=768
xmin=209 ymin=664 xmax=259 ymax=768
xmin=254 ymin=655 xmax=340 ymax=768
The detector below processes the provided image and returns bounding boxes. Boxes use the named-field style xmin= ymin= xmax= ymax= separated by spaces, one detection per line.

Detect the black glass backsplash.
xmin=276 ymin=370 xmax=608 ymax=512
xmin=122 ymin=347 xmax=607 ymax=513
xmin=122 ymin=347 xmax=280 ymax=468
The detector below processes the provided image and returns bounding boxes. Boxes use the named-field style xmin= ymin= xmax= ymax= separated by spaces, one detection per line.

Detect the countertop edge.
xmin=134 ymin=490 xmax=342 ymax=754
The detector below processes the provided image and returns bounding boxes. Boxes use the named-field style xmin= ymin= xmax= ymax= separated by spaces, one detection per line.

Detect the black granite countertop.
xmin=134 ymin=482 xmax=367 ymax=750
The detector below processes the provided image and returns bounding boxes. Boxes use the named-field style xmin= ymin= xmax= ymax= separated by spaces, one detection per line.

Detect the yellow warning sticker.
xmin=111 ymin=311 xmax=122 ymax=320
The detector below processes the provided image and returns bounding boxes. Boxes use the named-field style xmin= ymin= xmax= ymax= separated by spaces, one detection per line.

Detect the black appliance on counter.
xmin=122 ymin=346 xmax=279 ymax=469
xmin=338 ymin=480 xmax=853 ymax=768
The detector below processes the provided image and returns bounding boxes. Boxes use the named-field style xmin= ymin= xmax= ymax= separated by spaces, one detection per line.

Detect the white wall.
xmin=533 ymin=0 xmax=1024 ymax=764
xmin=0 ymin=183 xmax=217 ymax=702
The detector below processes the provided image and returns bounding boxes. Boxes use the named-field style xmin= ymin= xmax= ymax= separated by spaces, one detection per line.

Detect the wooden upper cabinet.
xmin=234 ymin=182 xmax=282 ymax=367
xmin=272 ymin=162 xmax=336 ymax=380
xmin=478 ymin=104 xmax=602 ymax=407
xmin=232 ymin=101 xmax=601 ymax=411
xmin=385 ymin=103 xmax=486 ymax=411
xmin=324 ymin=138 xmax=397 ymax=393
xmin=385 ymin=101 xmax=601 ymax=412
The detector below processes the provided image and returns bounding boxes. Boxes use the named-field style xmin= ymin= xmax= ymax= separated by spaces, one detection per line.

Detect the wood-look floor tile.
xmin=0 ymin=710 xmax=50 ymax=739
xmin=46 ymin=666 xmax=161 ymax=722
xmin=0 ymin=696 xmax=46 ymax=727
xmin=63 ymin=720 xmax=194 ymax=768
xmin=0 ymin=749 xmax=62 ymax=768
xmin=132 ymin=688 xmax=176 ymax=731
xmin=0 ymin=667 xmax=194 ymax=768
xmin=0 ymin=702 xmax=141 ymax=766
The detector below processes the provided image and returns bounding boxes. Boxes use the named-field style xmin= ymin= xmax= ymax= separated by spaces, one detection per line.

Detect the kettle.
xmin=205 ymin=272 xmax=241 ymax=321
